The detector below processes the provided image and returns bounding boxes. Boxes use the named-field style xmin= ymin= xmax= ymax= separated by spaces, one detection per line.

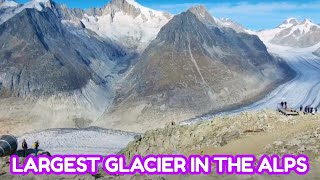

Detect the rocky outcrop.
xmin=119 ymin=110 xmax=320 ymax=164
xmin=314 ymin=48 xmax=320 ymax=57
xmin=188 ymin=5 xmax=223 ymax=27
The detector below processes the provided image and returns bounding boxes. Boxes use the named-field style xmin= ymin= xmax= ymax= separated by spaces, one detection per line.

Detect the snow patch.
xmin=18 ymin=127 xmax=136 ymax=155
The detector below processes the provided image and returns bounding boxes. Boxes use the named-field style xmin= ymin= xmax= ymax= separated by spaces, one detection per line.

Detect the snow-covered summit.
xmin=278 ymin=18 xmax=299 ymax=28
xmin=220 ymin=17 xmax=250 ymax=33
xmin=81 ymin=0 xmax=173 ymax=52
xmin=23 ymin=0 xmax=53 ymax=11
xmin=257 ymin=17 xmax=320 ymax=48
xmin=0 ymin=0 xmax=55 ymax=24
xmin=0 ymin=0 xmax=172 ymax=52
xmin=0 ymin=0 xmax=19 ymax=8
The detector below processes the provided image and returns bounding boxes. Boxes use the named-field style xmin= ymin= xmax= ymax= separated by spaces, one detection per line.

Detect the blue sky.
xmin=16 ymin=0 xmax=320 ymax=30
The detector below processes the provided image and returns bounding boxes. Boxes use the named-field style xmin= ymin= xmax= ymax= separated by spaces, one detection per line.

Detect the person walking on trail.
xmin=33 ymin=141 xmax=39 ymax=157
xmin=22 ymin=139 xmax=28 ymax=157
xmin=304 ymin=106 xmax=308 ymax=114
xmin=300 ymin=106 xmax=303 ymax=112
xmin=280 ymin=102 xmax=284 ymax=108
xmin=284 ymin=102 xmax=287 ymax=109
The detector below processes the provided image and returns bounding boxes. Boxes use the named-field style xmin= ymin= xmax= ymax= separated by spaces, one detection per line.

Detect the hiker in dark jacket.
xmin=304 ymin=106 xmax=308 ymax=114
xmin=33 ymin=141 xmax=39 ymax=157
xmin=22 ymin=139 xmax=28 ymax=157
xmin=300 ymin=106 xmax=303 ymax=112
xmin=280 ymin=102 xmax=284 ymax=108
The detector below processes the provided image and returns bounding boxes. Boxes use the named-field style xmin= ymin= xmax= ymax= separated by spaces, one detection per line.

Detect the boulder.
xmin=221 ymin=131 xmax=240 ymax=144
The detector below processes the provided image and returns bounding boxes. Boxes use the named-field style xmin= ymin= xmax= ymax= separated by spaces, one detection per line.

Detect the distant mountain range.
xmin=257 ymin=18 xmax=320 ymax=48
xmin=0 ymin=0 xmax=172 ymax=52
xmin=0 ymin=0 xmax=308 ymax=133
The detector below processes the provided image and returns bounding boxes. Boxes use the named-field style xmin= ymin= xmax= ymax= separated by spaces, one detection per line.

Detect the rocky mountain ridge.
xmin=95 ymin=7 xmax=293 ymax=132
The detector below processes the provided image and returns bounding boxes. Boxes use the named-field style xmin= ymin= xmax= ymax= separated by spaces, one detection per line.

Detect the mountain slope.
xmin=220 ymin=18 xmax=249 ymax=33
xmin=0 ymin=7 xmax=129 ymax=133
xmin=96 ymin=10 xmax=291 ymax=132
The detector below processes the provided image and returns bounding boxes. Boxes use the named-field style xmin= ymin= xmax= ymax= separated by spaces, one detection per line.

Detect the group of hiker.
xmin=279 ymin=101 xmax=318 ymax=115
xmin=21 ymin=139 xmax=40 ymax=157
xmin=300 ymin=105 xmax=318 ymax=115
xmin=280 ymin=101 xmax=288 ymax=109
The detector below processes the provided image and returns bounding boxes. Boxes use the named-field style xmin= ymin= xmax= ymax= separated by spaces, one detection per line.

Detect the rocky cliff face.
xmin=95 ymin=9 xmax=290 ymax=132
xmin=0 ymin=7 xmax=131 ymax=132
xmin=0 ymin=7 xmax=126 ymax=97
xmin=188 ymin=5 xmax=223 ymax=27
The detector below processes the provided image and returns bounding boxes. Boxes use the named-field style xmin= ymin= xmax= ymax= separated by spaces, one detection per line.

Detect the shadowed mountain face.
xmin=0 ymin=7 xmax=132 ymax=133
xmin=97 ymin=10 xmax=291 ymax=132
xmin=0 ymin=7 xmax=126 ymax=97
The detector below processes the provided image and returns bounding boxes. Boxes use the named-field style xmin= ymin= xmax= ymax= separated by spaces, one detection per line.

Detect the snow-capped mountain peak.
xmin=302 ymin=18 xmax=312 ymax=23
xmin=220 ymin=17 xmax=250 ymax=33
xmin=278 ymin=17 xmax=299 ymax=28
xmin=24 ymin=0 xmax=54 ymax=11
xmin=0 ymin=0 xmax=56 ymax=24
xmin=0 ymin=0 xmax=19 ymax=8
xmin=257 ymin=17 xmax=320 ymax=48
xmin=81 ymin=0 xmax=173 ymax=52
